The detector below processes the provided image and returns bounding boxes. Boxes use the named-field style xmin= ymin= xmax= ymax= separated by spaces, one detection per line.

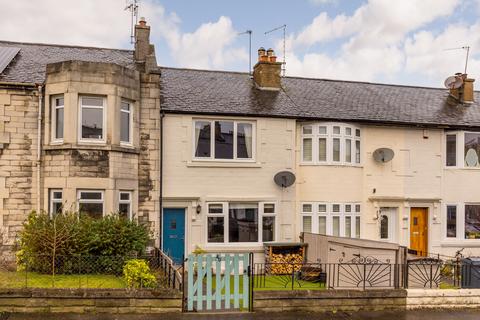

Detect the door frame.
xmin=409 ymin=207 xmax=429 ymax=256
xmin=379 ymin=207 xmax=397 ymax=243
xmin=162 ymin=207 xmax=187 ymax=262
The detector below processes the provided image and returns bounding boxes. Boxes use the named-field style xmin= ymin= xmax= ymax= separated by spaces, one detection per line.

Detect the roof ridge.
xmin=160 ymin=66 xmax=477 ymax=92
xmin=0 ymin=40 xmax=134 ymax=53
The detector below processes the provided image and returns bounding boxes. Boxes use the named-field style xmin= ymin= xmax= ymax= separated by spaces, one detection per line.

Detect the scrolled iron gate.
xmin=184 ymin=252 xmax=253 ymax=312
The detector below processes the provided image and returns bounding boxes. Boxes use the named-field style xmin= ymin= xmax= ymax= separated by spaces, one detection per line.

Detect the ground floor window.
xmin=118 ymin=191 xmax=132 ymax=220
xmin=49 ymin=189 xmax=63 ymax=216
xmin=207 ymin=202 xmax=276 ymax=244
xmin=301 ymin=202 xmax=361 ymax=238
xmin=78 ymin=190 xmax=104 ymax=219
xmin=445 ymin=204 xmax=480 ymax=240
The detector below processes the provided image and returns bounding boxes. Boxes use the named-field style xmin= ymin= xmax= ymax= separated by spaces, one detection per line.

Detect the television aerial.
xmin=373 ymin=148 xmax=395 ymax=163
xmin=274 ymin=171 xmax=296 ymax=188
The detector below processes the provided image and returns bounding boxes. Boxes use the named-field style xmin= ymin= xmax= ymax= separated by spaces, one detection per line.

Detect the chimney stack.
xmin=449 ymin=73 xmax=475 ymax=104
xmin=253 ymin=47 xmax=282 ymax=91
xmin=134 ymin=17 xmax=157 ymax=73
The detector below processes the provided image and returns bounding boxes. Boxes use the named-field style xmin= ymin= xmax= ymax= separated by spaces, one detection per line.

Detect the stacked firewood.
xmin=270 ymin=250 xmax=304 ymax=274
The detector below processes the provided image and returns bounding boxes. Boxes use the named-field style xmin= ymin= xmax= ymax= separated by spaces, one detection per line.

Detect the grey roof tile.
xmin=0 ymin=41 xmax=134 ymax=83
xmin=160 ymin=67 xmax=480 ymax=128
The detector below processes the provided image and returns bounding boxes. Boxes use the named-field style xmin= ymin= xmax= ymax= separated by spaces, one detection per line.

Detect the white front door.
xmin=379 ymin=207 xmax=397 ymax=242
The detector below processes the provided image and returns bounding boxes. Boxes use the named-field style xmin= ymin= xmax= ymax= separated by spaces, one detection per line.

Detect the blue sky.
xmin=1 ymin=0 xmax=479 ymax=87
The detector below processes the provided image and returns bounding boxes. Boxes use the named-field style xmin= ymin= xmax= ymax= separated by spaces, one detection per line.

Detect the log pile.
xmin=264 ymin=244 xmax=306 ymax=275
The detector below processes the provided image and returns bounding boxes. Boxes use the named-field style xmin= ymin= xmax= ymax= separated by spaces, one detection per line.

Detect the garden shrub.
xmin=17 ymin=211 xmax=151 ymax=274
xmin=123 ymin=259 xmax=157 ymax=288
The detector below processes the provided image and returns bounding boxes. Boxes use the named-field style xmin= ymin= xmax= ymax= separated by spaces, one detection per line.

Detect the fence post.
xmin=430 ymin=264 xmax=433 ymax=289
xmin=291 ymin=263 xmax=295 ymax=290
xmin=363 ymin=264 xmax=366 ymax=290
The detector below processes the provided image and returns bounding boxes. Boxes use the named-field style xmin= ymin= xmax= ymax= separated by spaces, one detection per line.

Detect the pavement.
xmin=2 ymin=309 xmax=480 ymax=320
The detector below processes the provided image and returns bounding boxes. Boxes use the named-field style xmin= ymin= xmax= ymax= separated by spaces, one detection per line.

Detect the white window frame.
xmin=205 ymin=201 xmax=277 ymax=245
xmin=51 ymin=95 xmax=64 ymax=143
xmin=49 ymin=189 xmax=63 ymax=216
xmin=444 ymin=131 xmax=480 ymax=169
xmin=300 ymin=202 xmax=361 ymax=238
xmin=78 ymin=96 xmax=106 ymax=144
xmin=445 ymin=203 xmax=480 ymax=241
xmin=120 ymin=100 xmax=133 ymax=146
xmin=192 ymin=119 xmax=256 ymax=162
xmin=301 ymin=122 xmax=361 ymax=166
xmin=77 ymin=190 xmax=105 ymax=217
xmin=118 ymin=191 xmax=133 ymax=220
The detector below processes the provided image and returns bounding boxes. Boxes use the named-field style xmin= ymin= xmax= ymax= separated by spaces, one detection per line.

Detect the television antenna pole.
xmin=125 ymin=0 xmax=139 ymax=44
xmin=444 ymin=46 xmax=470 ymax=74
xmin=239 ymin=30 xmax=253 ymax=75
xmin=265 ymin=24 xmax=286 ymax=76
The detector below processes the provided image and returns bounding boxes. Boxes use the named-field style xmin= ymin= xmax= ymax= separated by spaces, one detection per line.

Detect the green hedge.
xmin=17 ymin=211 xmax=151 ymax=275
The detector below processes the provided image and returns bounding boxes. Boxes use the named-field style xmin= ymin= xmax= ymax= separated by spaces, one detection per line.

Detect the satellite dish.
xmin=373 ymin=148 xmax=395 ymax=163
xmin=274 ymin=171 xmax=296 ymax=188
xmin=444 ymin=75 xmax=463 ymax=89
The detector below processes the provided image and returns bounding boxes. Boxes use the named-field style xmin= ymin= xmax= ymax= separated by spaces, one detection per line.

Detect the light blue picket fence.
xmin=186 ymin=253 xmax=252 ymax=312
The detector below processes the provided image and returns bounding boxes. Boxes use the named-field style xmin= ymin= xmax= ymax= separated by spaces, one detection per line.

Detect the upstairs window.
xmin=79 ymin=96 xmax=105 ymax=142
xmin=445 ymin=131 xmax=480 ymax=168
xmin=52 ymin=95 xmax=64 ymax=142
xmin=194 ymin=120 xmax=254 ymax=161
xmin=302 ymin=123 xmax=361 ymax=166
xmin=120 ymin=100 xmax=132 ymax=145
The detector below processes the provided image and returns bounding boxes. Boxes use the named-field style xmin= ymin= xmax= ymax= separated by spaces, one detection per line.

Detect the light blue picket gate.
xmin=185 ymin=253 xmax=252 ymax=312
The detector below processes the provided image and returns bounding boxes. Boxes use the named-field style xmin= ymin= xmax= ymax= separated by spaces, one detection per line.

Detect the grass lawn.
xmin=0 ymin=271 xmax=126 ymax=289
xmin=208 ymin=274 xmax=326 ymax=293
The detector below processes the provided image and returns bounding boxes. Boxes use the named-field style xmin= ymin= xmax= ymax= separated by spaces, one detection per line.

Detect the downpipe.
xmin=36 ymin=84 xmax=43 ymax=214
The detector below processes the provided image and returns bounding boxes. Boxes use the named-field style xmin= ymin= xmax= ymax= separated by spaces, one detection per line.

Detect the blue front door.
xmin=162 ymin=208 xmax=185 ymax=264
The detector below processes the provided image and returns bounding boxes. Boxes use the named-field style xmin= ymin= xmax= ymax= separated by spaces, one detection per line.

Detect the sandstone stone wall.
xmin=0 ymin=85 xmax=39 ymax=252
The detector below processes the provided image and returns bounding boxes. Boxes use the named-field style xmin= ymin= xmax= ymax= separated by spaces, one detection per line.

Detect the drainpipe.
xmin=159 ymin=111 xmax=165 ymax=250
xmin=36 ymin=84 xmax=43 ymax=214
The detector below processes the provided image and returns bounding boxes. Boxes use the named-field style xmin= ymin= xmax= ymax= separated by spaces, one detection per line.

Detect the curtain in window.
xmin=303 ymin=138 xmax=312 ymax=161
xmin=243 ymin=124 xmax=252 ymax=158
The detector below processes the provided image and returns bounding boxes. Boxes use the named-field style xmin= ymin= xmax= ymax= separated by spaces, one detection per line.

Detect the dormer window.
xmin=302 ymin=123 xmax=361 ymax=166
xmin=79 ymin=96 xmax=105 ymax=143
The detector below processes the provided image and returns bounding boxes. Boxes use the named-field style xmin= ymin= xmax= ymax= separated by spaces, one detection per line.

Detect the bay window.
xmin=79 ymin=96 xmax=105 ymax=142
xmin=301 ymin=202 xmax=361 ymax=238
xmin=206 ymin=202 xmax=276 ymax=244
xmin=194 ymin=119 xmax=254 ymax=161
xmin=444 ymin=204 xmax=480 ymax=240
xmin=120 ymin=100 xmax=132 ymax=145
xmin=51 ymin=95 xmax=64 ymax=142
xmin=118 ymin=191 xmax=132 ymax=220
xmin=78 ymin=190 xmax=104 ymax=219
xmin=301 ymin=123 xmax=361 ymax=165
xmin=49 ymin=189 xmax=63 ymax=216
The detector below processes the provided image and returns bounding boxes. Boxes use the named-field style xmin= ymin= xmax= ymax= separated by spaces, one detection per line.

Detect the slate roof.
xmin=1 ymin=40 xmax=480 ymax=128
xmin=160 ymin=67 xmax=480 ymax=129
xmin=0 ymin=41 xmax=134 ymax=84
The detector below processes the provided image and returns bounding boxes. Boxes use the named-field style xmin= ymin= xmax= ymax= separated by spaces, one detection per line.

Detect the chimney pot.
xmin=267 ymin=48 xmax=274 ymax=57
xmin=139 ymin=17 xmax=147 ymax=27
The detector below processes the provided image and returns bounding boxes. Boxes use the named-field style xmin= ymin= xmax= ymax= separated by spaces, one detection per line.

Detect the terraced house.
xmin=1 ymin=19 xmax=480 ymax=262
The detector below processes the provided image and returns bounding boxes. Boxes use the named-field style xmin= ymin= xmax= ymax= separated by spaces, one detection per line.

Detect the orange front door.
xmin=410 ymin=208 xmax=428 ymax=256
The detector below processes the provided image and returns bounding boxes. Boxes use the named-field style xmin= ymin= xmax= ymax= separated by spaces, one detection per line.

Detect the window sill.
xmin=440 ymin=240 xmax=480 ymax=247
xmin=299 ymin=163 xmax=363 ymax=168
xmin=44 ymin=143 xmax=140 ymax=154
xmin=444 ymin=167 xmax=480 ymax=170
xmin=187 ymin=161 xmax=262 ymax=168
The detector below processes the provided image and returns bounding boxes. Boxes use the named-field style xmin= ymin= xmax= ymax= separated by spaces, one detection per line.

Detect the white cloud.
xmin=0 ymin=0 xmax=246 ymax=70
xmin=284 ymin=0 xmax=463 ymax=85
xmin=309 ymin=0 xmax=337 ymax=5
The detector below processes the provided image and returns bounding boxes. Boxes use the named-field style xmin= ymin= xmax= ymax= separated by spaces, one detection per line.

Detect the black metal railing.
xmin=0 ymin=250 xmax=182 ymax=290
xmin=252 ymin=257 xmax=477 ymax=290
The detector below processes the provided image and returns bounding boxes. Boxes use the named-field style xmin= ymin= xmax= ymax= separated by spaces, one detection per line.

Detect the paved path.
xmin=3 ymin=309 xmax=480 ymax=320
